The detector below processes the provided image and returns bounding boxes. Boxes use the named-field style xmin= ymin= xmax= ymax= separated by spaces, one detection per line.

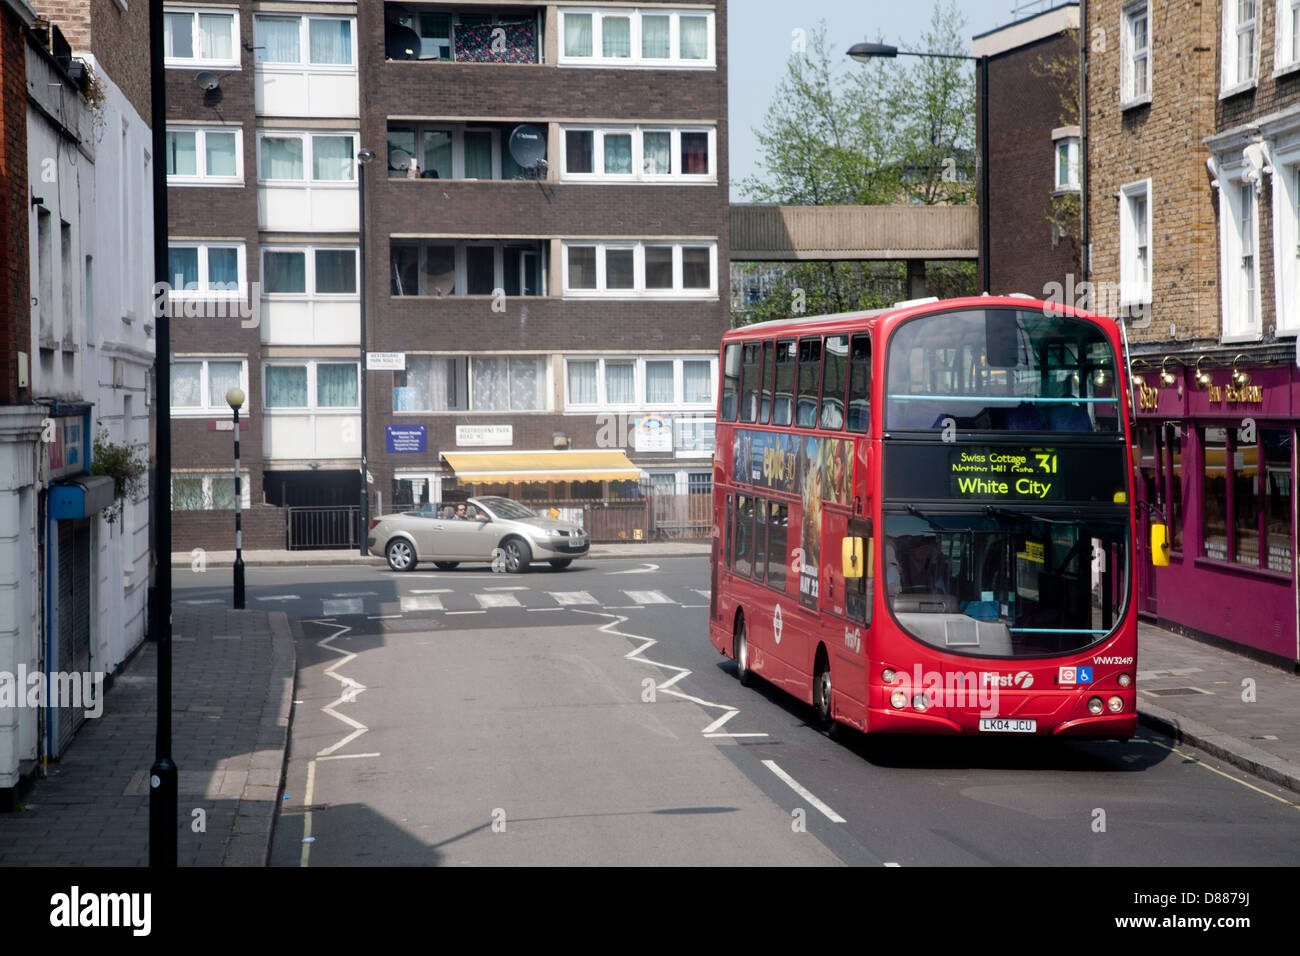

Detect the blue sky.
xmin=728 ymin=0 xmax=1032 ymax=199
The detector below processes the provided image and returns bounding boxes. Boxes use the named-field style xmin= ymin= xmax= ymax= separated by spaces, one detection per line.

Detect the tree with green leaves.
xmin=734 ymin=1 xmax=977 ymax=326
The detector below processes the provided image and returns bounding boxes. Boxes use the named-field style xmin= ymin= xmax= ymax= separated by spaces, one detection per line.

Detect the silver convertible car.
xmin=366 ymin=495 xmax=589 ymax=572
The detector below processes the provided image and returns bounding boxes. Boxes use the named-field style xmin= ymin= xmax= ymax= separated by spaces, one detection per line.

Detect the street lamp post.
xmin=357 ymin=148 xmax=375 ymax=555
xmin=227 ymin=387 xmax=245 ymax=609
xmin=847 ymin=42 xmax=991 ymax=294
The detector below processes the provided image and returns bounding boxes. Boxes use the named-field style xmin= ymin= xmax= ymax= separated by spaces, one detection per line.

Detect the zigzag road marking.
xmin=571 ymin=609 xmax=766 ymax=740
xmin=306 ymin=619 xmax=377 ymax=758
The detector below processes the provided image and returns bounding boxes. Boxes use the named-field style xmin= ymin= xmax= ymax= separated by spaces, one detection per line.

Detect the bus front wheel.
xmin=814 ymin=652 xmax=839 ymax=739
xmin=734 ymin=615 xmax=754 ymax=687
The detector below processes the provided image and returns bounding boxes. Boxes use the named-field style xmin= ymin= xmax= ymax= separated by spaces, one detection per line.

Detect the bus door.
xmin=1135 ymin=425 xmax=1159 ymax=616
xmin=823 ymin=510 xmax=869 ymax=702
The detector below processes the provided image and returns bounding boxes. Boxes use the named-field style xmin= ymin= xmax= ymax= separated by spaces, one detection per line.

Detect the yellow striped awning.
xmin=442 ymin=450 xmax=642 ymax=484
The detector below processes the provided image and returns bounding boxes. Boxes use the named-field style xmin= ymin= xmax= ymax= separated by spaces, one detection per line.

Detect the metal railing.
xmin=287 ymin=505 xmax=361 ymax=550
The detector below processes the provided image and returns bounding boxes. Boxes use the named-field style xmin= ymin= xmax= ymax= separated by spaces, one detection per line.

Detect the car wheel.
xmin=386 ymin=539 xmax=416 ymax=572
xmin=548 ymin=559 xmax=573 ymax=570
xmin=502 ymin=537 xmax=532 ymax=573
xmin=814 ymin=654 xmax=838 ymax=738
xmin=434 ymin=561 xmax=459 ymax=570
xmin=734 ymin=614 xmax=753 ymax=687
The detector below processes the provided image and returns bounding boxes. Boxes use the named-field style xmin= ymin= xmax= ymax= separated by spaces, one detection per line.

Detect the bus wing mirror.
xmin=842 ymin=536 xmax=867 ymax=579
xmin=1150 ymin=523 xmax=1170 ymax=568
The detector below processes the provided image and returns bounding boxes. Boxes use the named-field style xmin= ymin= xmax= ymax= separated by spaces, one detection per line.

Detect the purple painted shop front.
xmin=1133 ymin=363 xmax=1298 ymax=664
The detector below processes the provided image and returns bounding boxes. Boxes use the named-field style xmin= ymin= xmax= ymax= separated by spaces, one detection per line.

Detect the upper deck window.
xmin=884 ymin=309 xmax=1120 ymax=433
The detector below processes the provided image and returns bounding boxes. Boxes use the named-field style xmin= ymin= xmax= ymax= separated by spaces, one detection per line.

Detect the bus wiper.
xmin=905 ymin=504 xmax=945 ymax=531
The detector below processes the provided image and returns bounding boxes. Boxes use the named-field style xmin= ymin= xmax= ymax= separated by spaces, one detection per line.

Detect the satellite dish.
xmin=388 ymin=148 xmax=413 ymax=173
xmin=195 ymin=71 xmax=220 ymax=91
xmin=385 ymin=22 xmax=421 ymax=60
xmin=508 ymin=125 xmax=546 ymax=170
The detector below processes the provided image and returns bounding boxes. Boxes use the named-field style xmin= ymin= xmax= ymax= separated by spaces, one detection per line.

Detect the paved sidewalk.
xmin=0 ymin=607 xmax=294 ymax=866
xmin=172 ymin=540 xmax=713 ymax=568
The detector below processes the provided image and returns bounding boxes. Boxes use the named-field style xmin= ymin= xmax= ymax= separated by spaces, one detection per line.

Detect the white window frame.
xmin=260 ymin=245 xmax=359 ymax=298
xmin=1120 ymin=1 xmax=1152 ymax=108
xmin=562 ymin=355 xmax=718 ymax=409
xmin=392 ymin=354 xmax=551 ymax=413
xmin=389 ymin=240 xmax=548 ymax=297
xmin=1275 ymin=0 xmax=1300 ymax=74
xmin=253 ymin=14 xmax=356 ymax=70
xmin=163 ymin=6 xmax=240 ymax=69
xmin=167 ymin=242 xmax=247 ymax=297
xmin=558 ymin=7 xmax=716 ymax=69
xmin=256 ymin=131 xmax=358 ymax=184
xmin=262 ymin=359 xmax=360 ymax=411
xmin=1052 ymin=128 xmax=1080 ymax=191
xmin=1119 ymin=179 xmax=1152 ymax=308
xmin=1216 ymin=159 xmax=1264 ymax=342
xmin=165 ymin=126 xmax=243 ymax=185
xmin=170 ymin=357 xmax=249 ymax=416
xmin=559 ymin=125 xmax=716 ymax=182
xmin=1222 ymin=0 xmax=1260 ymax=96
xmin=1268 ymin=127 xmax=1300 ymax=335
xmin=170 ymin=471 xmax=252 ymax=510
xmin=562 ymin=241 xmax=717 ymax=298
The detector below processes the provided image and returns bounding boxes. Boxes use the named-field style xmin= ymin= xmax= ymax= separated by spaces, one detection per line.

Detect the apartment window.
xmin=389 ymin=240 xmax=546 ymax=296
xmin=1222 ymin=0 xmax=1258 ymax=93
xmin=258 ymin=133 xmax=356 ymax=182
xmin=387 ymin=124 xmax=540 ymax=180
xmin=171 ymin=358 xmax=247 ymax=413
xmin=261 ymin=247 xmax=358 ymax=295
xmin=1053 ymin=133 xmax=1080 ymax=191
xmin=560 ymin=126 xmax=715 ymax=181
xmin=562 ymin=242 xmax=717 ymax=296
xmin=386 ymin=9 xmax=540 ymax=63
xmin=264 ymin=361 xmax=359 ymax=409
xmin=1119 ymin=179 xmax=1151 ymax=306
xmin=163 ymin=7 xmax=238 ymax=67
xmin=1120 ymin=2 xmax=1151 ymax=106
xmin=171 ymin=472 xmax=251 ymax=510
xmin=1217 ymin=165 xmax=1261 ymax=340
xmin=167 ymin=243 xmax=245 ymax=295
xmin=558 ymin=8 xmax=715 ymax=67
xmin=564 ymin=356 xmax=716 ymax=408
xmin=166 ymin=127 xmax=241 ymax=183
xmin=255 ymin=15 xmax=354 ymax=66
xmin=1272 ymin=156 xmax=1300 ymax=334
xmin=393 ymin=355 xmax=547 ymax=412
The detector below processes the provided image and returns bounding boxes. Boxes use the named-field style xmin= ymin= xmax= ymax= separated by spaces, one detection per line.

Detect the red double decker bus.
xmin=709 ymin=296 xmax=1141 ymax=738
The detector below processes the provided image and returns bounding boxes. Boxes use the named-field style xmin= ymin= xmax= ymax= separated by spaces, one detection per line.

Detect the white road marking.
xmin=255 ymin=595 xmax=299 ymax=602
xmin=446 ymin=610 xmax=486 ymax=615
xmin=528 ymin=608 xmax=563 ymax=612
xmin=334 ymin=591 xmax=377 ymax=597
xmin=693 ymin=589 xmax=711 ymax=598
xmin=476 ymin=592 xmax=522 ymax=608
xmin=702 ymin=710 xmax=740 ymax=734
xmin=366 ymin=614 xmax=402 ymax=620
xmin=316 ymin=752 xmax=382 ymax=761
xmin=409 ymin=588 xmax=453 ymax=594
xmin=884 ymin=862 xmax=901 ymax=867
xmin=703 ymin=732 xmax=770 ymax=738
xmin=485 ymin=585 xmax=530 ymax=591
xmin=400 ymin=594 xmax=444 ymax=611
xmin=1146 ymin=739 xmax=1300 ymax=809
xmin=300 ymin=760 xmax=315 ymax=867
xmin=184 ymin=599 xmax=224 ymax=605
xmin=607 ymin=563 xmax=660 ymax=575
xmin=762 ymin=760 xmax=846 ymax=823
xmin=549 ymin=591 xmax=598 ymax=606
xmin=322 ymin=598 xmax=364 ymax=616
xmin=623 ymin=590 xmax=673 ymax=604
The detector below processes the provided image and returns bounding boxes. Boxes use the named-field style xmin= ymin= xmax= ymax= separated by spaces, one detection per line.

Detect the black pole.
xmin=978 ymin=54 xmax=991 ymax=294
xmin=233 ymin=402 xmax=244 ymax=608
xmin=148 ymin=0 xmax=176 ymax=867
xmin=358 ymin=156 xmax=368 ymax=553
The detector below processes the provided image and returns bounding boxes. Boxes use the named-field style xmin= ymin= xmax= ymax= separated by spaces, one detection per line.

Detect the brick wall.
xmin=174 ymin=503 xmax=285 ymax=552
xmin=0 ymin=5 xmax=28 ymax=406
xmin=1086 ymin=0 xmax=1219 ymax=346
xmin=32 ymin=0 xmax=151 ymax=120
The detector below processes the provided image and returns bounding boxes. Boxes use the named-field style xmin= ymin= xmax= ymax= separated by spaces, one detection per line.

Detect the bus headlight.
xmin=1117 ymin=673 xmax=1132 ymax=688
xmin=912 ymin=694 xmax=928 ymax=712
xmin=1107 ymin=696 xmax=1124 ymax=713
xmin=1087 ymin=697 xmax=1104 ymax=715
xmin=890 ymin=691 xmax=907 ymax=709
xmin=882 ymin=669 xmax=897 ymax=684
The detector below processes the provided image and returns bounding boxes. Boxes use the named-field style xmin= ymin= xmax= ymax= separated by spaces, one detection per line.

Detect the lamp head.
xmin=358 ymin=148 xmax=376 ymax=164
xmin=226 ymin=386 xmax=246 ymax=410
xmin=848 ymin=42 xmax=898 ymax=62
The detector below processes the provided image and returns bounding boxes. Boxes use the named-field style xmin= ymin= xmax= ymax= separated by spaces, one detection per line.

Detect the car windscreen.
xmin=474 ymin=497 xmax=538 ymax=520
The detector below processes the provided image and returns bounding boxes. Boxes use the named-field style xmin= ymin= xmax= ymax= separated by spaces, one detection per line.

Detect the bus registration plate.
xmin=979 ymin=717 xmax=1037 ymax=733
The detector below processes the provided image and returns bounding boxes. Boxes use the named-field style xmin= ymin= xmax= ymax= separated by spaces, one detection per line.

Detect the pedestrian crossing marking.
xmin=400 ymin=594 xmax=444 ymax=612
xmin=476 ymin=592 xmax=522 ymax=608
xmin=323 ymin=598 xmax=364 ymax=616
xmin=623 ymin=590 xmax=673 ymax=604
xmin=548 ymin=591 xmax=599 ymax=606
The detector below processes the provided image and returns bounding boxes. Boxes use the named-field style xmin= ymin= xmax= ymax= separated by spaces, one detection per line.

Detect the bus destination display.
xmin=884 ymin=442 xmax=1128 ymax=505
xmin=949 ymin=448 xmax=1062 ymax=501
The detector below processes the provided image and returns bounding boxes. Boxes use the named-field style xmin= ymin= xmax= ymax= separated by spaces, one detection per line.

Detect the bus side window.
xmin=725 ymin=494 xmax=734 ymax=570
xmin=796 ymin=337 xmax=822 ymax=428
xmin=753 ymin=499 xmax=768 ymax=580
xmin=773 ymin=339 xmax=796 ymax=426
xmin=739 ymin=342 xmax=761 ymax=423
xmin=847 ymin=333 xmax=871 ymax=433
xmin=820 ymin=334 xmax=848 ymax=430
xmin=735 ymin=494 xmax=754 ymax=577
xmin=767 ymin=502 xmax=788 ymax=592
xmin=721 ymin=343 xmax=740 ymax=421
xmin=759 ymin=340 xmax=773 ymax=425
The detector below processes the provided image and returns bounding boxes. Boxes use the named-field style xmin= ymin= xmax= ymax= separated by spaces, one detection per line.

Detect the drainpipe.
xmin=1079 ymin=1 xmax=1089 ymax=287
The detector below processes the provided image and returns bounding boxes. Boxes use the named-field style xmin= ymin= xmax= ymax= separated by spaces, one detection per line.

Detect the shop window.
xmin=1163 ymin=424 xmax=1183 ymax=552
xmin=1201 ymin=424 xmax=1293 ymax=571
xmin=1264 ymin=430 xmax=1294 ymax=572
xmin=1202 ymin=427 xmax=1229 ymax=560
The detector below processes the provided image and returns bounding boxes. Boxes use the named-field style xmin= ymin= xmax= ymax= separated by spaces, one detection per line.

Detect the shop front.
xmin=1131 ymin=358 xmax=1297 ymax=664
